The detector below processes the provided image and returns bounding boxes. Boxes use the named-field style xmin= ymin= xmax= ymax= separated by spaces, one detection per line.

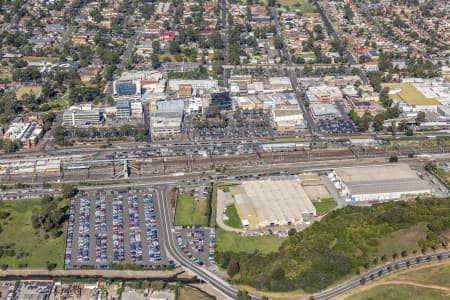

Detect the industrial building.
xmin=233 ymin=178 xmax=316 ymax=228
xmin=331 ymin=164 xmax=431 ymax=202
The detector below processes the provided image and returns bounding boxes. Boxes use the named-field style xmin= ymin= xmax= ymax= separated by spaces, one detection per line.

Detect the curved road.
xmin=156 ymin=187 xmax=238 ymax=299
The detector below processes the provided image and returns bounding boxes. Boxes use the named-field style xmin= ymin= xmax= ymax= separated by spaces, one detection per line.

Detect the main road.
xmin=156 ymin=187 xmax=238 ymax=299
xmin=269 ymin=6 xmax=318 ymax=136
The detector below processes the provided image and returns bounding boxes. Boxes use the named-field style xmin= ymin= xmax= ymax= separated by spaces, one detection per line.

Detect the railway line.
xmin=0 ymin=144 xmax=448 ymax=185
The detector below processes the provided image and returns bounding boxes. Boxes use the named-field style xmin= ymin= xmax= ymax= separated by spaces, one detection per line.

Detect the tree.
xmin=227 ymin=258 xmax=240 ymax=278
xmin=169 ymin=41 xmax=181 ymax=54
xmin=406 ymin=127 xmax=414 ymax=136
xmin=152 ymin=40 xmax=161 ymax=54
xmin=389 ymin=156 xmax=398 ymax=163
xmin=46 ymin=261 xmax=57 ymax=270
xmin=358 ymin=112 xmax=371 ymax=131
xmin=288 ymin=228 xmax=297 ymax=237
xmin=349 ymin=110 xmax=359 ymax=123
xmin=237 ymin=290 xmax=251 ymax=300
xmin=373 ymin=113 xmax=385 ymax=132
xmin=151 ymin=53 xmax=161 ymax=69
xmin=416 ymin=111 xmax=426 ymax=123
xmin=274 ymin=36 xmax=283 ymax=49
xmin=62 ymin=184 xmax=77 ymax=198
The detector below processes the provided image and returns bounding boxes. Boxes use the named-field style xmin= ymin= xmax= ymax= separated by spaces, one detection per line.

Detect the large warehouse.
xmin=233 ymin=178 xmax=316 ymax=228
xmin=332 ymin=164 xmax=431 ymax=202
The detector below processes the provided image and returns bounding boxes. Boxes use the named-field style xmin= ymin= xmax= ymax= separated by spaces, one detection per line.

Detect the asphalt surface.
xmin=269 ymin=6 xmax=318 ymax=137
xmin=156 ymin=187 xmax=237 ymax=299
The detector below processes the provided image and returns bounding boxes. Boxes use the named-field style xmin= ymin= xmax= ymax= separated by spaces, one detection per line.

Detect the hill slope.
xmin=215 ymin=198 xmax=450 ymax=293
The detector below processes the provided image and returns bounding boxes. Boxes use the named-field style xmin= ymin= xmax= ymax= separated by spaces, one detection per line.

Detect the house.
xmin=79 ymin=66 xmax=101 ymax=83
xmin=364 ymin=61 xmax=380 ymax=72
xmin=71 ymin=34 xmax=88 ymax=45
xmin=45 ymin=23 xmax=66 ymax=33
xmin=30 ymin=35 xmax=54 ymax=45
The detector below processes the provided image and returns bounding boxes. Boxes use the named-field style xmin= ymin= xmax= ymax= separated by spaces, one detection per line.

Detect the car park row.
xmin=176 ymin=227 xmax=216 ymax=267
xmin=65 ymin=190 xmax=165 ymax=269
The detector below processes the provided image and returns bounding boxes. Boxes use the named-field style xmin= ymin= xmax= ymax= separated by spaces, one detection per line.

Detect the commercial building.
xmin=114 ymin=79 xmax=138 ymax=96
xmin=331 ymin=164 xmax=431 ymax=202
xmin=62 ymin=106 xmax=102 ymax=126
xmin=3 ymin=117 xmax=44 ymax=149
xmin=310 ymin=103 xmax=339 ymax=119
xmin=150 ymin=99 xmax=185 ymax=138
xmin=115 ymin=100 xmax=131 ymax=119
xmin=272 ymin=108 xmax=305 ymax=131
xmin=307 ymin=85 xmax=343 ymax=102
xmin=168 ymin=79 xmax=218 ymax=92
xmin=210 ymin=92 xmax=232 ymax=110
xmin=233 ymin=178 xmax=316 ymax=228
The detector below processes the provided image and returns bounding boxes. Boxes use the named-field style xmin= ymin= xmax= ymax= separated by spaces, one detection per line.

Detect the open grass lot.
xmin=179 ymin=286 xmax=212 ymax=300
xmin=0 ymin=198 xmax=67 ymax=268
xmin=224 ymin=205 xmax=242 ymax=228
xmin=395 ymin=263 xmax=450 ymax=288
xmin=215 ymin=228 xmax=285 ymax=254
xmin=23 ymin=56 xmax=58 ymax=63
xmin=376 ymin=223 xmax=427 ymax=258
xmin=345 ymin=284 xmax=449 ymax=300
xmin=313 ymin=198 xmax=336 ymax=215
xmin=0 ymin=65 xmax=12 ymax=81
xmin=16 ymin=86 xmax=42 ymax=100
xmin=46 ymin=96 xmax=70 ymax=110
xmin=175 ymin=194 xmax=209 ymax=226
xmin=384 ymin=83 xmax=440 ymax=106
xmin=435 ymin=170 xmax=450 ymax=187
xmin=277 ymin=0 xmax=316 ymax=13
xmin=338 ymin=261 xmax=450 ymax=300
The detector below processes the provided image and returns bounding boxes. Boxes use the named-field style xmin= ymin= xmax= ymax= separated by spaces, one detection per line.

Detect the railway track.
xmin=0 ymin=145 xmax=448 ymax=185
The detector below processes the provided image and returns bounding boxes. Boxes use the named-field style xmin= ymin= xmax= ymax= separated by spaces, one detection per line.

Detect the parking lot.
xmin=318 ymin=118 xmax=358 ymax=134
xmin=65 ymin=189 xmax=169 ymax=269
xmin=175 ymin=227 xmax=216 ymax=268
xmin=188 ymin=109 xmax=273 ymax=141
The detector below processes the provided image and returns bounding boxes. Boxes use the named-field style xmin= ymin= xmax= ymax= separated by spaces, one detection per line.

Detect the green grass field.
xmin=175 ymin=194 xmax=209 ymax=226
xmin=224 ymin=205 xmax=242 ymax=228
xmin=16 ymin=86 xmax=42 ymax=100
xmin=345 ymin=284 xmax=449 ymax=300
xmin=278 ymin=0 xmax=316 ymax=12
xmin=342 ymin=261 xmax=450 ymax=300
xmin=0 ymin=198 xmax=67 ymax=268
xmin=23 ymin=56 xmax=58 ymax=63
xmin=395 ymin=264 xmax=450 ymax=288
xmin=384 ymin=83 xmax=440 ymax=106
xmin=215 ymin=228 xmax=285 ymax=254
xmin=0 ymin=65 xmax=12 ymax=81
xmin=313 ymin=198 xmax=336 ymax=215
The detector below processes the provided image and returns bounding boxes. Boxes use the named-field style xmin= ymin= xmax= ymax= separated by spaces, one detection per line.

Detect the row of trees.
xmin=54 ymin=125 xmax=147 ymax=146
xmin=30 ymin=196 xmax=69 ymax=238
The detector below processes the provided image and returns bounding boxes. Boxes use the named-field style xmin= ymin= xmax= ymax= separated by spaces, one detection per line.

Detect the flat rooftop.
xmin=235 ymin=178 xmax=316 ymax=228
xmin=335 ymin=164 xmax=430 ymax=195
